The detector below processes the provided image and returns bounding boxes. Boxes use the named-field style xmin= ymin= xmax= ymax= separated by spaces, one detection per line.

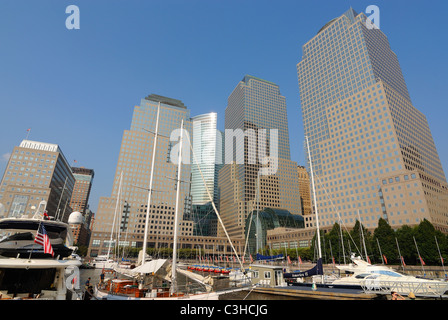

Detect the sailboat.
xmin=284 ymin=136 xmax=324 ymax=284
xmin=94 ymin=118 xmax=250 ymax=300
xmin=92 ymin=172 xmax=124 ymax=270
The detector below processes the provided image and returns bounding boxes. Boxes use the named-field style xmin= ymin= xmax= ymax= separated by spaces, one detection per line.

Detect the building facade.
xmin=297 ymin=8 xmax=448 ymax=232
xmin=190 ymin=112 xmax=223 ymax=206
xmin=218 ymin=75 xmax=302 ymax=240
xmin=297 ymin=165 xmax=312 ymax=217
xmin=0 ymin=140 xmax=75 ymax=222
xmin=70 ymin=167 xmax=94 ymax=214
xmin=88 ymin=94 xmax=194 ymax=257
xmin=187 ymin=112 xmax=223 ymax=237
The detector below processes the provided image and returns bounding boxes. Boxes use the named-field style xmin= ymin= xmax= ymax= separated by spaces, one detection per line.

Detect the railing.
xmin=361 ymin=279 xmax=448 ymax=297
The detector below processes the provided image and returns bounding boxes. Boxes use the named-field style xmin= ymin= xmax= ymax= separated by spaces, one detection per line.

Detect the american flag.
xmin=34 ymin=224 xmax=54 ymax=257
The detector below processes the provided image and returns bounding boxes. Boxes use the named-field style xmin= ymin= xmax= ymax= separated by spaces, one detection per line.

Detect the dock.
xmin=251 ymin=285 xmax=382 ymax=300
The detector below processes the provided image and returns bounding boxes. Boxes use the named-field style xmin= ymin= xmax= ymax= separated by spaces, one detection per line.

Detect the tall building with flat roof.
xmin=218 ymin=75 xmax=302 ymax=240
xmin=186 ymin=112 xmax=223 ymax=237
xmin=88 ymin=94 xmax=194 ymax=257
xmin=0 ymin=140 xmax=75 ymax=222
xmin=70 ymin=167 xmax=94 ymax=214
xmin=190 ymin=112 xmax=223 ymax=206
xmin=297 ymin=8 xmax=448 ymax=232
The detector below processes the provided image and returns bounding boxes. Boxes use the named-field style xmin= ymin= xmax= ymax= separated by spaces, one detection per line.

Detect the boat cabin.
xmin=250 ymin=265 xmax=285 ymax=287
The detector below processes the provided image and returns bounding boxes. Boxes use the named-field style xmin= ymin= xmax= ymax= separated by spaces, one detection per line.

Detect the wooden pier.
xmin=251 ymin=285 xmax=382 ymax=300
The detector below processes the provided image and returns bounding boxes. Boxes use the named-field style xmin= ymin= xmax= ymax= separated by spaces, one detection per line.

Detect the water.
xmin=80 ymin=268 xmax=103 ymax=289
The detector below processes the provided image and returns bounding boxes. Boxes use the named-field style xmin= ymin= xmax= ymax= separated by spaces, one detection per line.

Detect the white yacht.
xmin=331 ymin=255 xmax=448 ymax=297
xmin=90 ymin=255 xmax=117 ymax=270
xmin=0 ymin=204 xmax=82 ymax=300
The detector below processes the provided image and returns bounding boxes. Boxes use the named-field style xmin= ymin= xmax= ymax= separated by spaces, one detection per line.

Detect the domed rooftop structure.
xmin=68 ymin=211 xmax=84 ymax=224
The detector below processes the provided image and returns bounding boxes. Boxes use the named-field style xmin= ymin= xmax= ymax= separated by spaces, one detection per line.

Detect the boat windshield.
xmin=370 ymin=270 xmax=403 ymax=277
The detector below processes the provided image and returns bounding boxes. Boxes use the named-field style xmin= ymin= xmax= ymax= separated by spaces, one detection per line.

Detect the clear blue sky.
xmin=1 ymin=0 xmax=447 ymax=213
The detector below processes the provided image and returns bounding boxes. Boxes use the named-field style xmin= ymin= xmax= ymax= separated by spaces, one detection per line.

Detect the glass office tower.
xmin=190 ymin=112 xmax=223 ymax=206
xmin=187 ymin=112 xmax=223 ymax=237
xmin=297 ymin=8 xmax=448 ymax=231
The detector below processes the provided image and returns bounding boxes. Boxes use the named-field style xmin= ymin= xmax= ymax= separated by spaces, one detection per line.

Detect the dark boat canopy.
xmin=284 ymin=258 xmax=323 ymax=279
xmin=0 ymin=219 xmax=68 ymax=239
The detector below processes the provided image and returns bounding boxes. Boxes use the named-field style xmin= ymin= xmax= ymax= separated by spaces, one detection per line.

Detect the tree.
xmin=373 ymin=218 xmax=397 ymax=264
xmin=414 ymin=219 xmax=439 ymax=265
xmin=396 ymin=225 xmax=415 ymax=264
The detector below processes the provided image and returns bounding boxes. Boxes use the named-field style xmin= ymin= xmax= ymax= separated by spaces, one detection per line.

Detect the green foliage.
xmin=309 ymin=218 xmax=448 ymax=266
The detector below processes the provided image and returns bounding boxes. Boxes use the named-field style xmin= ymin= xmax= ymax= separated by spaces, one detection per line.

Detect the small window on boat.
xmin=355 ymin=273 xmax=370 ymax=279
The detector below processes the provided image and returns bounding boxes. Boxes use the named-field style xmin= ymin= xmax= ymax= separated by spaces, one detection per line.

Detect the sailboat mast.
xmin=376 ymin=238 xmax=384 ymax=264
xmin=171 ymin=119 xmax=184 ymax=296
xmin=339 ymin=221 xmax=346 ymax=265
xmin=256 ymin=174 xmax=261 ymax=254
xmin=305 ymin=136 xmax=322 ymax=260
xmin=107 ymin=171 xmax=123 ymax=261
xmin=142 ymin=102 xmax=161 ymax=264
xmin=357 ymin=210 xmax=368 ymax=262
xmin=434 ymin=235 xmax=447 ymax=278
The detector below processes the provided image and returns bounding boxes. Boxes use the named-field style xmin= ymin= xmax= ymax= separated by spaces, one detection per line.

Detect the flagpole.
xmin=29 ymin=205 xmax=47 ymax=261
xmin=413 ymin=236 xmax=425 ymax=276
xmin=25 ymin=128 xmax=31 ymax=140
xmin=395 ymin=237 xmax=405 ymax=273
xmin=435 ymin=235 xmax=447 ymax=278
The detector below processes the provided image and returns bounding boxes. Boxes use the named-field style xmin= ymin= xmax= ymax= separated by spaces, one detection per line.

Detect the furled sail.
xmin=283 ymin=258 xmax=323 ymax=278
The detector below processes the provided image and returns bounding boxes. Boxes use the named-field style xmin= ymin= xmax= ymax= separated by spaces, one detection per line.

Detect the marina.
xmin=0 ymin=5 xmax=448 ymax=307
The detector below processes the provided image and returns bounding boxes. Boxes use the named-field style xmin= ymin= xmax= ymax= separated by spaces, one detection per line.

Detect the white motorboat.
xmin=332 ymin=255 xmax=448 ymax=297
xmin=90 ymin=255 xmax=117 ymax=270
xmin=0 ymin=202 xmax=82 ymax=300
xmin=0 ymin=256 xmax=81 ymax=300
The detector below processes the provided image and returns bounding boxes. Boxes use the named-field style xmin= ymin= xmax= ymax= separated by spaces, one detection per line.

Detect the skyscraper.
xmin=297 ymin=8 xmax=448 ymax=232
xmin=70 ymin=167 xmax=94 ymax=214
xmin=0 ymin=140 xmax=75 ymax=222
xmin=190 ymin=112 xmax=223 ymax=206
xmin=187 ymin=113 xmax=223 ymax=237
xmin=218 ymin=75 xmax=302 ymax=240
xmin=88 ymin=94 xmax=193 ymax=257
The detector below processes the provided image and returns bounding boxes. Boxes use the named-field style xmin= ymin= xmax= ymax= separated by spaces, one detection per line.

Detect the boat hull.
xmin=94 ymin=286 xmax=220 ymax=300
